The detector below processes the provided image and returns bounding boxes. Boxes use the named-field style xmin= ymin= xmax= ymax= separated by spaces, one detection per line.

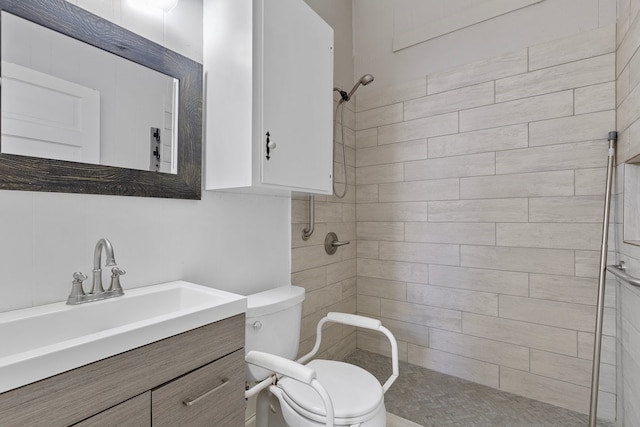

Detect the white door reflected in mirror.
xmin=0 ymin=11 xmax=179 ymax=174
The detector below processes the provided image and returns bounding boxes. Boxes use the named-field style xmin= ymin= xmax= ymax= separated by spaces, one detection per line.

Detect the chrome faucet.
xmin=67 ymin=238 xmax=126 ymax=305
xmin=91 ymin=238 xmax=116 ymax=294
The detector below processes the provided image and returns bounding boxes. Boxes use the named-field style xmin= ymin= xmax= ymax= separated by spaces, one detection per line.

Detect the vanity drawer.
xmin=73 ymin=392 xmax=151 ymax=426
xmin=152 ymin=348 xmax=245 ymax=426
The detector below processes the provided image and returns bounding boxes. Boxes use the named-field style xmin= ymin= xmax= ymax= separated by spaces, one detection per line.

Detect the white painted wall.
xmin=354 ymin=0 xmax=617 ymax=87
xmin=0 ymin=0 xmax=291 ymax=313
xmin=303 ymin=0 xmax=354 ymax=90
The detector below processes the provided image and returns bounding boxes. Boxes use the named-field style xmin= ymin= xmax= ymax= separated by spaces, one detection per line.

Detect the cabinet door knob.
xmin=265 ymin=132 xmax=276 ymax=160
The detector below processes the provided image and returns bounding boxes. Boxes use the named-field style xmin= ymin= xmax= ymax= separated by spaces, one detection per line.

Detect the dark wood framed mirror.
xmin=0 ymin=0 xmax=202 ymax=199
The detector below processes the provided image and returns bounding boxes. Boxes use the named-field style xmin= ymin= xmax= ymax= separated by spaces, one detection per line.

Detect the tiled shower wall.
xmin=291 ymin=99 xmax=357 ymax=360
xmin=615 ymin=0 xmax=640 ymax=425
xmin=354 ymin=26 xmax=617 ymax=418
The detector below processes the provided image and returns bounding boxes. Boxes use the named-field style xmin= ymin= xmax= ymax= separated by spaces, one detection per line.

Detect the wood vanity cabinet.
xmin=0 ymin=314 xmax=246 ymax=426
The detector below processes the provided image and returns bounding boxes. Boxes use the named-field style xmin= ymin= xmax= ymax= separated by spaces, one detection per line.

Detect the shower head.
xmin=337 ymin=74 xmax=375 ymax=103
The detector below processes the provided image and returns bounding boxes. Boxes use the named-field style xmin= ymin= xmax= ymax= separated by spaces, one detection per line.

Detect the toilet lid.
xmin=278 ymin=359 xmax=384 ymax=419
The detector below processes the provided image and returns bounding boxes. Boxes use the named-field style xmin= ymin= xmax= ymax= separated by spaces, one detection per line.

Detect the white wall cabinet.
xmin=204 ymin=0 xmax=334 ymax=195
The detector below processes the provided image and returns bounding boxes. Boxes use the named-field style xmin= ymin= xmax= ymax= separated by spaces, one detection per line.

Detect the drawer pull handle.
xmin=182 ymin=378 xmax=230 ymax=407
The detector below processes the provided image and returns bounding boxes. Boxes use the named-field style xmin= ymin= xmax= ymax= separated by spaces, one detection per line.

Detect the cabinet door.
xmin=73 ymin=393 xmax=150 ymax=427
xmin=260 ymin=0 xmax=334 ymax=194
xmin=151 ymin=349 xmax=245 ymax=426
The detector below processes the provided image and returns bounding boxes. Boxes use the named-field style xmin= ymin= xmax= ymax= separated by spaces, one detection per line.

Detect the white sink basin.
xmin=0 ymin=281 xmax=246 ymax=393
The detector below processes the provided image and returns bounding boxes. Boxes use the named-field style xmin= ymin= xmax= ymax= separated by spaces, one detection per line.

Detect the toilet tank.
xmin=245 ymin=286 xmax=305 ymax=382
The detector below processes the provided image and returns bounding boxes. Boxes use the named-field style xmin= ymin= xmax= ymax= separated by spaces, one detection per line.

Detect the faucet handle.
xmin=108 ymin=267 xmax=126 ymax=295
xmin=73 ymin=271 xmax=88 ymax=283
xmin=67 ymin=272 xmax=88 ymax=305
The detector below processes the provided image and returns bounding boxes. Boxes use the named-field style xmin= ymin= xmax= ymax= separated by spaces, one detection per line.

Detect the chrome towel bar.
xmin=606 ymin=262 xmax=640 ymax=287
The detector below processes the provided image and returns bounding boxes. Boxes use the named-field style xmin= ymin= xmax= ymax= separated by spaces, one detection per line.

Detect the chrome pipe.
xmin=606 ymin=262 xmax=640 ymax=287
xmin=588 ymin=131 xmax=617 ymax=427
xmin=302 ymin=194 xmax=315 ymax=241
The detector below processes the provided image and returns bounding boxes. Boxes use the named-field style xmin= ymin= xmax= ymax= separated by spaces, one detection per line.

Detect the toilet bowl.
xmin=245 ymin=286 xmax=398 ymax=427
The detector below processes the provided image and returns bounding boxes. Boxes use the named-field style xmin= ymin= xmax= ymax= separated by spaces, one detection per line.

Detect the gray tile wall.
xmin=354 ymin=26 xmax=617 ymax=419
xmin=616 ymin=0 xmax=640 ymax=425
xmin=291 ymin=99 xmax=357 ymax=361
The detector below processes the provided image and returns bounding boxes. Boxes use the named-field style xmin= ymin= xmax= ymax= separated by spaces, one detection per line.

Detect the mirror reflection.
xmin=1 ymin=11 xmax=179 ymax=174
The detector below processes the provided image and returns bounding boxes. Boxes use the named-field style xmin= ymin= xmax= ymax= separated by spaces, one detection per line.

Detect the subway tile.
xmin=326 ymin=259 xmax=356 ymax=285
xmin=355 ymin=103 xmax=403 ymax=131
xmin=357 ymin=202 xmax=429 ymax=222
xmin=428 ymin=199 xmax=529 ymax=222
xmin=528 ymin=111 xmax=616 ymax=147
xmin=357 ymin=294 xmax=381 ymax=316
xmin=496 ymin=141 xmax=608 ymax=175
xmin=342 ymin=277 xmax=357 ymax=299
xmin=356 ymin=184 xmax=379 ymax=203
xmin=618 ymin=66 xmax=631 ymax=107
xmin=407 ymin=283 xmax=498 ymax=316
xmin=575 ymin=250 xmax=616 ymax=278
xmin=618 ymin=76 xmax=640 ymax=131
xmin=404 ymin=153 xmax=495 ymax=181
xmin=379 ymin=179 xmax=460 ymax=202
xmin=630 ymin=47 xmax=640 ymax=91
xmin=429 ymin=265 xmax=529 ymax=296
xmin=529 ymin=196 xmax=604 ymax=223
xmin=356 ymin=128 xmax=378 ymax=149
xmin=356 ymin=222 xmax=404 ymax=241
xmin=291 ymin=266 xmax=326 ymax=292
xmin=356 ymin=163 xmax=404 ymax=185
xmin=429 ymin=329 xmax=530 ymax=371
xmin=405 ymin=222 xmax=495 ymax=245
xmin=528 ymin=25 xmax=615 ymax=71
xmin=496 ymin=223 xmax=601 ymax=250
xmin=575 ymin=168 xmax=607 ymax=196
xmin=357 ymin=258 xmax=428 ymax=284
xmin=529 ymin=274 xmax=599 ymax=306
xmin=379 ymin=241 xmax=459 ymax=266
xmin=408 ymin=344 xmax=499 ymax=388
xmin=460 ymin=170 xmax=574 ymax=199
xmin=382 ymin=300 xmax=461 ymax=331
xmin=461 ymin=245 xmax=574 ymax=275
xmin=292 ymin=245 xmax=334 ymax=272
xmin=463 ymin=313 xmax=577 ymax=356
xmin=617 ymin=10 xmax=640 ymax=74
xmin=531 ymin=349 xmax=615 ymax=392
xmin=499 ymin=295 xmax=598 ymax=333
xmin=428 ymin=124 xmax=528 ymax=158
xmin=500 ymin=367 xmax=589 ymax=414
xmin=459 ymin=91 xmax=574 ymax=133
xmin=357 ymin=240 xmax=379 ymax=259
xmin=404 ymin=82 xmax=494 ymax=121
xmin=378 ymin=112 xmax=458 ymax=145
xmin=303 ymin=283 xmax=343 ymax=317
xmin=357 ymin=140 xmax=428 ymax=167
xmin=496 ymin=54 xmax=614 ymax=103
xmin=427 ymin=49 xmax=527 ymax=94
xmin=357 ymin=330 xmax=408 ymax=362
xmin=575 ymin=82 xmax=616 ymax=114
xmin=356 ymin=77 xmax=426 ymax=112
xmin=379 ymin=317 xmax=429 ymax=347
xmin=357 ymin=276 xmax=406 ymax=301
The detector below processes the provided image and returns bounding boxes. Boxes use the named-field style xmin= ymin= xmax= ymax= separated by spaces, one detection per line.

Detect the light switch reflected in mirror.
xmin=1 ymin=11 xmax=179 ymax=174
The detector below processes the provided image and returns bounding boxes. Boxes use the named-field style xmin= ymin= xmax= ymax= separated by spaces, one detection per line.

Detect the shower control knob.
xmin=253 ymin=321 xmax=262 ymax=330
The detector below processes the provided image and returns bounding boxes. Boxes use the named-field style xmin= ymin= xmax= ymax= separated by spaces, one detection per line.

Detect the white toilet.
xmin=245 ymin=286 xmax=398 ymax=427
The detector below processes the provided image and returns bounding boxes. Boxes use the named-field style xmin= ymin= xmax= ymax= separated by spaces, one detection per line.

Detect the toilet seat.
xmin=278 ymin=359 xmax=385 ymax=425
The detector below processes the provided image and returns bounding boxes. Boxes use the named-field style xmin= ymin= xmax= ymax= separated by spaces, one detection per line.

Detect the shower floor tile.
xmin=344 ymin=350 xmax=616 ymax=427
